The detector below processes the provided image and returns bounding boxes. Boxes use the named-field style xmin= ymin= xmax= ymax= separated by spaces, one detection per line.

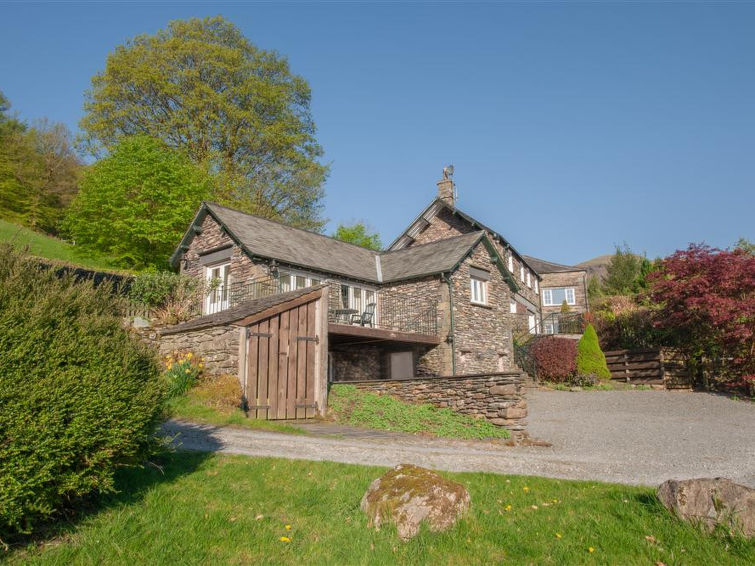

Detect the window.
xmin=520 ymin=266 xmax=525 ymax=282
xmin=507 ymin=254 xmax=514 ymax=272
xmin=542 ymin=287 xmax=576 ymax=306
xmin=528 ymin=312 xmax=537 ymax=334
xmin=469 ymin=267 xmax=489 ymax=305
xmin=338 ymin=283 xmax=378 ymax=316
xmin=279 ymin=270 xmax=321 ymax=292
xmin=534 ymin=278 xmax=539 ymax=293
xmin=204 ymin=262 xmax=230 ymax=314
xmin=509 ymin=299 xmax=517 ymax=314
xmin=526 ymin=271 xmax=532 ymax=288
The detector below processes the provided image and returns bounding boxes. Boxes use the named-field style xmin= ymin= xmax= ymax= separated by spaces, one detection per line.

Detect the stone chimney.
xmin=437 ymin=165 xmax=455 ymax=207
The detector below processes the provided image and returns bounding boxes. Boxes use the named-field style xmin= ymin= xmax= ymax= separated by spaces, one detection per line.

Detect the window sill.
xmin=470 ymin=301 xmax=493 ymax=309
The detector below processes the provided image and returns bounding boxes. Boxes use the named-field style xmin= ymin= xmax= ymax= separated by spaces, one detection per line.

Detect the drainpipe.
xmin=442 ymin=273 xmax=456 ymax=376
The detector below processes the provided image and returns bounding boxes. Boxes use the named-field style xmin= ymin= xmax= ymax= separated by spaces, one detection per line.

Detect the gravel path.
xmin=164 ymin=390 xmax=755 ymax=487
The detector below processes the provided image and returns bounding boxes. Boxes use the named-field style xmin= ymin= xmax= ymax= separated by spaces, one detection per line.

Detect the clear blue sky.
xmin=1 ymin=2 xmax=753 ymax=264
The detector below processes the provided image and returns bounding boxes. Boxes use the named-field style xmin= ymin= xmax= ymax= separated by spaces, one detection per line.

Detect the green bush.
xmin=129 ymin=271 xmax=198 ymax=308
xmin=0 ymin=245 xmax=165 ymax=536
xmin=576 ymin=323 xmax=611 ymax=380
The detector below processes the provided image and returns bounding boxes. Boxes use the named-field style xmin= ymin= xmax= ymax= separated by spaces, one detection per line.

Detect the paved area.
xmin=164 ymin=390 xmax=755 ymax=487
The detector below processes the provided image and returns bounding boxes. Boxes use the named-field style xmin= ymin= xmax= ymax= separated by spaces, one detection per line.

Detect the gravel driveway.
xmin=164 ymin=390 xmax=754 ymax=487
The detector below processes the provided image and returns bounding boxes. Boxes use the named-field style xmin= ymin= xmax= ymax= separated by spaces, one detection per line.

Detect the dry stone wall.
xmin=159 ymin=324 xmax=241 ymax=377
xmin=348 ymin=371 xmax=528 ymax=433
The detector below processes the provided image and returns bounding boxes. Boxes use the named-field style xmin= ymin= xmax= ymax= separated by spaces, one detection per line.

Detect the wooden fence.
xmin=603 ymin=348 xmax=691 ymax=389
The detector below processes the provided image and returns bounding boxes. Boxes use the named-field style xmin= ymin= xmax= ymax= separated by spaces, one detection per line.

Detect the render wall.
xmin=348 ymin=371 xmax=528 ymax=434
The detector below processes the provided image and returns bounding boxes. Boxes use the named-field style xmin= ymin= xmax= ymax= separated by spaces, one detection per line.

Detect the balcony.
xmin=201 ymin=277 xmax=440 ymax=344
xmin=326 ymin=285 xmax=439 ymax=344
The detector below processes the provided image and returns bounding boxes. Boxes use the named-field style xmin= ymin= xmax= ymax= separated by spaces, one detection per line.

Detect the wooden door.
xmin=245 ymin=299 xmax=319 ymax=420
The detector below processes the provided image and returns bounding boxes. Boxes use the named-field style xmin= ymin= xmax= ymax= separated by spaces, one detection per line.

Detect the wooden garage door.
xmin=245 ymin=299 xmax=318 ymax=419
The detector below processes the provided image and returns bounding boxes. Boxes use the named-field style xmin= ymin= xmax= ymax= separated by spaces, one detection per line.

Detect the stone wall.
xmin=159 ymin=324 xmax=241 ymax=377
xmin=451 ymin=243 xmax=516 ymax=374
xmin=347 ymin=371 xmax=527 ymax=433
xmin=540 ymin=270 xmax=589 ymax=315
xmin=180 ymin=213 xmax=267 ymax=288
xmin=330 ymin=344 xmax=383 ymax=381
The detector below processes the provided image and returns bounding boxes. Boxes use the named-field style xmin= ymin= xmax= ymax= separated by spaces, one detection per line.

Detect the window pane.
xmin=340 ymin=285 xmax=350 ymax=308
xmin=365 ymin=290 xmax=375 ymax=305
xmin=295 ymin=275 xmax=306 ymax=289
xmin=353 ymin=287 xmax=362 ymax=311
xmin=551 ymin=288 xmax=566 ymax=305
xmin=566 ymin=288 xmax=575 ymax=304
xmin=310 ymin=278 xmax=320 ymax=286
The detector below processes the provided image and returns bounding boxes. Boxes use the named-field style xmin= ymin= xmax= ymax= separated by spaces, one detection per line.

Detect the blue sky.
xmin=1 ymin=2 xmax=753 ymax=264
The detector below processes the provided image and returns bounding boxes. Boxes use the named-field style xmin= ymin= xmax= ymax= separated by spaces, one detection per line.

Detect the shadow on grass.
xmin=3 ymin=444 xmax=216 ymax=554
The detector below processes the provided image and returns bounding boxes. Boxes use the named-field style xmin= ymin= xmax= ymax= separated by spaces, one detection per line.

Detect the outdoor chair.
xmin=351 ymin=302 xmax=376 ymax=327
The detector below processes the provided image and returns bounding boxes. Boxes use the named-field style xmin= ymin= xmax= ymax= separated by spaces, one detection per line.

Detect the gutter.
xmin=441 ymin=272 xmax=456 ymax=376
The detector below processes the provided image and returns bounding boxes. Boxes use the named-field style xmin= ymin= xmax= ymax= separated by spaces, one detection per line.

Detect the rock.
xmin=657 ymin=478 xmax=755 ymax=537
xmin=360 ymin=464 xmax=470 ymax=540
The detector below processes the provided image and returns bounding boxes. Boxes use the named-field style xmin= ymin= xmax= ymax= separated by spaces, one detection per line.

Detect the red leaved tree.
xmin=647 ymin=244 xmax=755 ymax=389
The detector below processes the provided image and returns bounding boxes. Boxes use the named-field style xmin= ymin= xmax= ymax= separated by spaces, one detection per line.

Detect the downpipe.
xmin=442 ymin=273 xmax=456 ymax=376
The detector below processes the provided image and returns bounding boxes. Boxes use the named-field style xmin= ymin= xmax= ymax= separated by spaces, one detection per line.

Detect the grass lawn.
xmin=167 ymin=392 xmax=306 ymax=435
xmin=0 ymin=219 xmax=124 ymax=272
xmin=327 ymin=384 xmax=510 ymax=440
xmin=7 ymin=453 xmax=753 ymax=565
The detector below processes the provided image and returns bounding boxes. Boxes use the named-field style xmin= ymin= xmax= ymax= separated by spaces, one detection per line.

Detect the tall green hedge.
xmin=577 ymin=323 xmax=611 ymax=379
xmin=0 ymin=245 xmax=165 ymax=535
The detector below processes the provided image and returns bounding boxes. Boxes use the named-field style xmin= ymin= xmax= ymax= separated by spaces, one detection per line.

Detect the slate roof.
xmin=522 ymin=255 xmax=585 ymax=275
xmin=206 ymin=202 xmax=379 ymax=282
xmin=171 ymin=202 xmax=492 ymax=284
xmin=380 ymin=232 xmax=484 ymax=282
xmin=160 ymin=285 xmax=325 ymax=335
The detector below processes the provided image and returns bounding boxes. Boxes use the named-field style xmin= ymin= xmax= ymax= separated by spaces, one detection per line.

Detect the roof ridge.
xmin=204 ymin=201 xmax=381 ymax=255
xmin=379 ymin=230 xmax=484 ymax=256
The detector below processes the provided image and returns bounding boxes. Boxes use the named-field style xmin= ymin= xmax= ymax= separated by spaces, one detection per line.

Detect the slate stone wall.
xmin=348 ymin=371 xmax=527 ymax=433
xmin=540 ymin=270 xmax=589 ymax=315
xmin=451 ymin=243 xmax=516 ymax=374
xmin=158 ymin=324 xmax=241 ymax=377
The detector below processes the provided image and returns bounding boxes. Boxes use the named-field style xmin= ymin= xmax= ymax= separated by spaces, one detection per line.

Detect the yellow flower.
xmin=167 ymin=363 xmax=173 ymax=370
xmin=280 ymin=536 xmax=291 ymax=542
xmin=588 ymin=547 xmax=595 ymax=553
xmin=555 ymin=533 xmax=562 ymax=539
xmin=285 ymin=524 xmax=291 ymax=530
xmin=504 ymin=504 xmax=512 ymax=511
xmin=523 ymin=486 xmax=530 ymax=492
xmin=198 ymin=363 xmax=204 ymax=369
xmin=185 ymin=368 xmax=191 ymax=374
xmin=186 ymin=352 xmax=193 ymax=359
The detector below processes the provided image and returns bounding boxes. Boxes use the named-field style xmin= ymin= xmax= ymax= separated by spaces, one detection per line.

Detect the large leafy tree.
xmin=0 ymin=94 xmax=81 ymax=233
xmin=79 ymin=16 xmax=328 ymax=230
xmin=332 ymin=222 xmax=382 ymax=250
xmin=648 ymin=244 xmax=755 ymax=385
xmin=64 ymin=135 xmax=211 ymax=269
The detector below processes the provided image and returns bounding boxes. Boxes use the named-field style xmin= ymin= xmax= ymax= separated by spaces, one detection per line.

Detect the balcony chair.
xmin=351 ymin=302 xmax=376 ymax=327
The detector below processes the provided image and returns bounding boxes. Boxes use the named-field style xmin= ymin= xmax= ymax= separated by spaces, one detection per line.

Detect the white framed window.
xmin=469 ymin=267 xmax=489 ymax=305
xmin=279 ymin=270 xmax=322 ymax=292
xmin=509 ymin=299 xmax=517 ymax=314
xmin=526 ymin=271 xmax=532 ymax=288
xmin=507 ymin=254 xmax=514 ymax=272
xmin=542 ymin=287 xmax=576 ymax=306
xmin=337 ymin=283 xmax=378 ymax=320
xmin=528 ymin=312 xmax=537 ymax=334
xmin=470 ymin=276 xmax=487 ymax=305
xmin=520 ymin=266 xmax=525 ymax=282
xmin=204 ymin=262 xmax=230 ymax=314
xmin=534 ymin=278 xmax=539 ymax=293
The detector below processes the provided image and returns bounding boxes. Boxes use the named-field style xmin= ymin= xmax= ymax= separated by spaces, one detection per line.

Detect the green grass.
xmin=328 ymin=384 xmax=509 ymax=440
xmin=167 ymin=393 xmax=305 ymax=435
xmin=6 ymin=453 xmax=753 ymax=564
xmin=0 ymin=218 xmax=124 ymax=272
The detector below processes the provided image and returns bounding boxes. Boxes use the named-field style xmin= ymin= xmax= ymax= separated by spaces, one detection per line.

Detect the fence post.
xmin=659 ymin=349 xmax=666 ymax=387
xmin=623 ymin=351 xmax=629 ymax=383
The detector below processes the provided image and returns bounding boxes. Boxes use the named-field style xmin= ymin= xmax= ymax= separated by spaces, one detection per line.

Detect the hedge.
xmin=0 ymin=246 xmax=165 ymax=535
xmin=530 ymin=337 xmax=578 ymax=382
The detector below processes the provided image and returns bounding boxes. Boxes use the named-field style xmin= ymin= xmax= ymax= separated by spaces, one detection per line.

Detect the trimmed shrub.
xmin=530 ymin=337 xmax=578 ymax=382
xmin=577 ymin=323 xmax=611 ymax=379
xmin=0 ymin=245 xmax=165 ymax=535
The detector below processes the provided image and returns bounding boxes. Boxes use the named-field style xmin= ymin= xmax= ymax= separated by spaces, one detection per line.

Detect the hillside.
xmin=576 ymin=254 xmax=612 ymax=281
xmin=0 ymin=219 xmax=127 ymax=273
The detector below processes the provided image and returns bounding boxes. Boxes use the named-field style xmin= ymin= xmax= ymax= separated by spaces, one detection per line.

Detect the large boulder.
xmin=360 ymin=464 xmax=470 ymax=540
xmin=657 ymin=478 xmax=755 ymax=537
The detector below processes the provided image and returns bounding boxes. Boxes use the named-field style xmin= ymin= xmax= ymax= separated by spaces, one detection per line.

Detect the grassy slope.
xmin=0 ymin=219 xmax=124 ymax=272
xmin=167 ymin=394 xmax=305 ymax=435
xmin=8 ymin=453 xmax=753 ymax=565
xmin=328 ymin=384 xmax=510 ymax=440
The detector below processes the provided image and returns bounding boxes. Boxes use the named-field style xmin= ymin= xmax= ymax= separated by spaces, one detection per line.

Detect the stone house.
xmin=161 ymin=171 xmax=585 ymax=428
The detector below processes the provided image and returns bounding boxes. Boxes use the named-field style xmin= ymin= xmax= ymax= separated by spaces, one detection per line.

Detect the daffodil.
xmin=504 ymin=504 xmax=512 ymax=511
xmin=285 ymin=524 xmax=291 ymax=530
xmin=523 ymin=486 xmax=530 ymax=492
xmin=588 ymin=547 xmax=595 ymax=553
xmin=280 ymin=536 xmax=291 ymax=542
